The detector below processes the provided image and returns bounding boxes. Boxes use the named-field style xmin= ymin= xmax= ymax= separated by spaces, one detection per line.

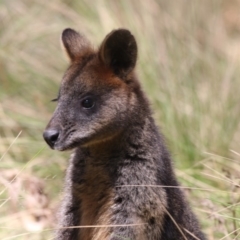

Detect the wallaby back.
xmin=43 ymin=28 xmax=206 ymax=240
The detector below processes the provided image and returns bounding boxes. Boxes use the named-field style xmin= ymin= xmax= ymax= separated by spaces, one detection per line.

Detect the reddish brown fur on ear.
xmin=61 ymin=28 xmax=92 ymax=62
xmin=99 ymin=29 xmax=137 ymax=76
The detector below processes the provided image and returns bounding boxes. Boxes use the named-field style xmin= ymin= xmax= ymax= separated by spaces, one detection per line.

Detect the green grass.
xmin=1 ymin=0 xmax=240 ymax=239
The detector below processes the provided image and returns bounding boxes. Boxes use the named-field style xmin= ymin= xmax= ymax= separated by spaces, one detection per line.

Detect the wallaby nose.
xmin=43 ymin=129 xmax=59 ymax=148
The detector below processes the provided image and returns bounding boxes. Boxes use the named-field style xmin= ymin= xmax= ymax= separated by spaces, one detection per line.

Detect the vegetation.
xmin=0 ymin=0 xmax=240 ymax=239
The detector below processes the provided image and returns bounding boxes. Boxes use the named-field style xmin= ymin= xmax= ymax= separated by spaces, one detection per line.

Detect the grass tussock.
xmin=0 ymin=0 xmax=240 ymax=239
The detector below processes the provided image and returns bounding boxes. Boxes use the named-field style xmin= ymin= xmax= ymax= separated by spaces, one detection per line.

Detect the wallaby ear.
xmin=61 ymin=28 xmax=92 ymax=62
xmin=99 ymin=29 xmax=137 ymax=75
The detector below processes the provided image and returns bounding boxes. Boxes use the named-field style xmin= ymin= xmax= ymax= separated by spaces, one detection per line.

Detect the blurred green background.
xmin=1 ymin=0 xmax=240 ymax=239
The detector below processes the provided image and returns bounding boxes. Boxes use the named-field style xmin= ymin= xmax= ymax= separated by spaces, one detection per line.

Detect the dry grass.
xmin=0 ymin=0 xmax=240 ymax=239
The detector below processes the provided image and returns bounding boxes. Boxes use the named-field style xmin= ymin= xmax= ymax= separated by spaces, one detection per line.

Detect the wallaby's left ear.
xmin=61 ymin=28 xmax=92 ymax=62
xmin=99 ymin=29 xmax=137 ymax=75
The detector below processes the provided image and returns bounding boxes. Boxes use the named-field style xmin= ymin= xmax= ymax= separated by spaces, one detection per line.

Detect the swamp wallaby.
xmin=43 ymin=28 xmax=206 ymax=240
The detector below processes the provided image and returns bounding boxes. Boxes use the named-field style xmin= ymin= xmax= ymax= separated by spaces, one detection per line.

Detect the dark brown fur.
xmin=43 ymin=28 xmax=206 ymax=240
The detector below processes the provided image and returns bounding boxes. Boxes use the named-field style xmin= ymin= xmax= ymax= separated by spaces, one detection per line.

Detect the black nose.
xmin=43 ymin=129 xmax=59 ymax=148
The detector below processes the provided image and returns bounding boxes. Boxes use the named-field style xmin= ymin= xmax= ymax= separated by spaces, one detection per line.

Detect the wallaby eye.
xmin=51 ymin=98 xmax=58 ymax=102
xmin=81 ymin=97 xmax=95 ymax=109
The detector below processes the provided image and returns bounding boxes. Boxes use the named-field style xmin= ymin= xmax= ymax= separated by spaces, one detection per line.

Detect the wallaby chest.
xmin=72 ymin=153 xmax=114 ymax=239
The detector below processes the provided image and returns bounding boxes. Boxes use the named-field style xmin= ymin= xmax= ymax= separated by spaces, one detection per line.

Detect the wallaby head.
xmin=43 ymin=28 xmax=145 ymax=151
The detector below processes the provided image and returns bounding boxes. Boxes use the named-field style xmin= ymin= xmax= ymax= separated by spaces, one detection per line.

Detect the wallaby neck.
xmin=75 ymin=114 xmax=161 ymax=163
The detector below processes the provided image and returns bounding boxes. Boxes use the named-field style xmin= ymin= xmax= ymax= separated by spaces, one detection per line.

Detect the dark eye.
xmin=51 ymin=98 xmax=58 ymax=102
xmin=81 ymin=97 xmax=95 ymax=109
